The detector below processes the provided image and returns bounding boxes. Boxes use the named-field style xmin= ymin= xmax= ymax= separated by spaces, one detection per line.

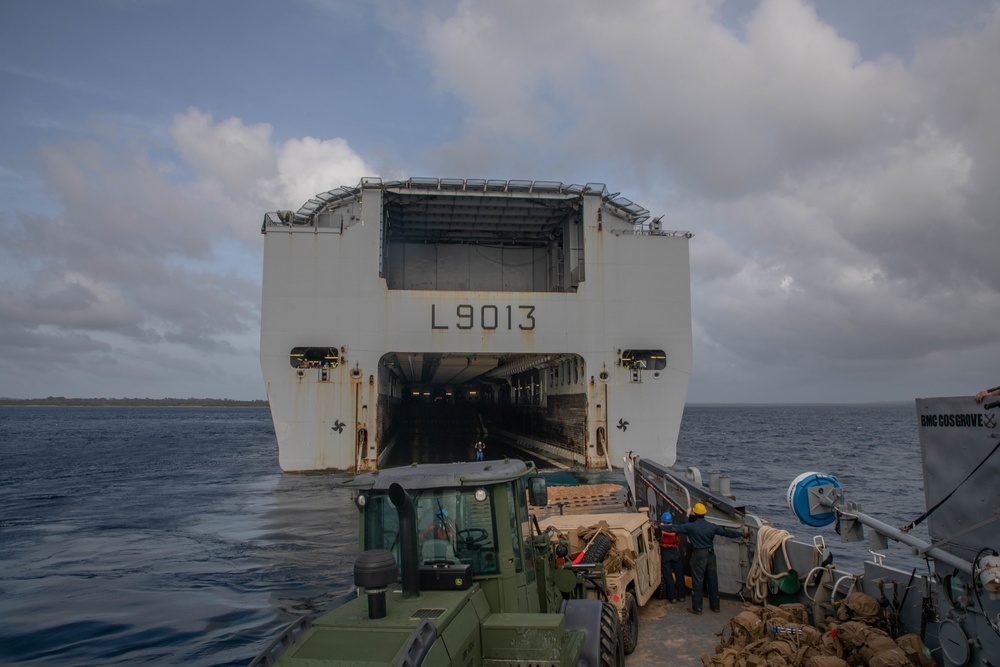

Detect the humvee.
xmin=249 ymin=459 xmax=625 ymax=667
xmin=540 ymin=513 xmax=662 ymax=655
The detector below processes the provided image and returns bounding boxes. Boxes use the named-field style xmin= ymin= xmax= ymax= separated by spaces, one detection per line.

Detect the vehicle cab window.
xmin=363 ymin=488 xmax=500 ymax=575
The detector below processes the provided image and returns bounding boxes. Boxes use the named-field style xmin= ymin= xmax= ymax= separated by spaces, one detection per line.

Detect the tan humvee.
xmin=542 ymin=512 xmax=662 ymax=655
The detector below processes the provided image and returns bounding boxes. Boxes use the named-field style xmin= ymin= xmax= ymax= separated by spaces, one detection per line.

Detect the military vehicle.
xmin=540 ymin=513 xmax=662 ymax=655
xmin=249 ymin=459 xmax=625 ymax=667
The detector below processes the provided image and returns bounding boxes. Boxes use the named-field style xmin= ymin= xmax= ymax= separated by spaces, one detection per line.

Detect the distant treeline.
xmin=0 ymin=397 xmax=269 ymax=407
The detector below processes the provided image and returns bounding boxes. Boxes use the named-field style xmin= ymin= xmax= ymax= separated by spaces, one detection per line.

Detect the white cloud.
xmin=0 ymin=109 xmax=382 ymax=398
xmin=419 ymin=0 xmax=919 ymax=194
xmin=167 ymin=108 xmax=389 ymax=238
xmin=170 ymin=108 xmax=277 ymax=195
xmin=686 ymin=123 xmax=997 ymax=369
xmin=273 ymin=136 xmax=381 ymax=208
xmin=411 ymin=0 xmax=1000 ymax=400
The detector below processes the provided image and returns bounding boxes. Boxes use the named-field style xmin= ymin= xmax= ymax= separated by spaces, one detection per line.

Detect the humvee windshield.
xmin=364 ymin=487 xmax=500 ymax=575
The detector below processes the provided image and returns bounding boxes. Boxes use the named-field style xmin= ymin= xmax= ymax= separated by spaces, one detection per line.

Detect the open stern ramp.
xmin=260 ymin=178 xmax=692 ymax=472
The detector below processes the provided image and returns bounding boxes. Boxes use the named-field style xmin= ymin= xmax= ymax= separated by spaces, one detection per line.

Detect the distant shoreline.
xmin=0 ymin=397 xmax=268 ymax=407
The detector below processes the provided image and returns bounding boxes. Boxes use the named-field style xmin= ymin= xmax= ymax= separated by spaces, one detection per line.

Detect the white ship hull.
xmin=260 ymin=179 xmax=692 ymax=472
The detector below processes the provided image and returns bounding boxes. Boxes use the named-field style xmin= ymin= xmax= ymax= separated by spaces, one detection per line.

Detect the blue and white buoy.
xmin=787 ymin=472 xmax=841 ymax=527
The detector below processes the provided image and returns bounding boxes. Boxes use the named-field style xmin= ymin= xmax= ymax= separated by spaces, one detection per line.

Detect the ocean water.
xmin=675 ymin=404 xmax=929 ymax=570
xmin=676 ymin=404 xmax=926 ymax=535
xmin=0 ymin=403 xmax=926 ymax=666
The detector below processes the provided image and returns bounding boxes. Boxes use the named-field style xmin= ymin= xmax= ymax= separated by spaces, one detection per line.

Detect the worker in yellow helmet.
xmin=672 ymin=502 xmax=748 ymax=615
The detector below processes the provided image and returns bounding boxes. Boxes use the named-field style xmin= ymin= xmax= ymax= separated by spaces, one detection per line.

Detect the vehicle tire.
xmin=599 ymin=601 xmax=624 ymax=667
xmin=656 ymin=578 xmax=668 ymax=599
xmin=620 ymin=592 xmax=638 ymax=655
xmin=583 ymin=534 xmax=612 ymax=564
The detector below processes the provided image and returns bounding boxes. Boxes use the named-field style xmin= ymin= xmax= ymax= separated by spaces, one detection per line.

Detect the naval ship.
xmin=260 ymin=178 xmax=692 ymax=473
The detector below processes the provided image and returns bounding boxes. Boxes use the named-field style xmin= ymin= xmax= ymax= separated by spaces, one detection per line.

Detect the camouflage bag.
xmin=860 ymin=634 xmax=899 ymax=663
xmin=836 ymin=592 xmax=882 ymax=624
xmin=831 ymin=620 xmax=874 ymax=650
xmin=729 ymin=611 xmax=766 ymax=646
xmin=701 ymin=646 xmax=739 ymax=667
xmin=762 ymin=604 xmax=795 ymax=624
xmin=819 ymin=627 xmax=845 ymax=659
xmin=779 ymin=602 xmax=810 ymax=624
xmin=868 ymin=647 xmax=912 ymax=667
xmin=896 ymin=633 xmax=936 ymax=667
xmin=804 ymin=657 xmax=849 ymax=667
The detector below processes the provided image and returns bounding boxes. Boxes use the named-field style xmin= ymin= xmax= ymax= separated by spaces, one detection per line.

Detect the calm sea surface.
xmin=0 ymin=404 xmax=925 ymax=666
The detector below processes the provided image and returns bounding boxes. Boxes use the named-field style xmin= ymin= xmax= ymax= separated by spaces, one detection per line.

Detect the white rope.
xmin=746 ymin=525 xmax=795 ymax=603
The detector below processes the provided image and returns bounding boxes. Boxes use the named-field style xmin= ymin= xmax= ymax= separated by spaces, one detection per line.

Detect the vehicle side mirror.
xmin=527 ymin=476 xmax=547 ymax=507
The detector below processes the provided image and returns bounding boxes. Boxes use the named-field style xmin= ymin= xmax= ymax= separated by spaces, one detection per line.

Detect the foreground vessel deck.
xmin=632 ymin=597 xmax=741 ymax=665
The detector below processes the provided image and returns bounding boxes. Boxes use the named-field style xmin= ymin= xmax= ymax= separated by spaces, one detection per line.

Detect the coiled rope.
xmin=746 ymin=525 xmax=795 ymax=603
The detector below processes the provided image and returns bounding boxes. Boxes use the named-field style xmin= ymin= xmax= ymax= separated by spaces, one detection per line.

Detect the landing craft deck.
xmin=260 ymin=178 xmax=692 ymax=472
xmin=633 ymin=598 xmax=744 ymax=666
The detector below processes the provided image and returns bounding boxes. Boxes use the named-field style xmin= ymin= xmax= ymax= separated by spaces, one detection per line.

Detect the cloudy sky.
xmin=1 ymin=0 xmax=998 ymax=403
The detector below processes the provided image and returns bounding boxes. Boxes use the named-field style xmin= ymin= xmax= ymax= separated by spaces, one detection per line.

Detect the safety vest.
xmin=659 ymin=529 xmax=679 ymax=550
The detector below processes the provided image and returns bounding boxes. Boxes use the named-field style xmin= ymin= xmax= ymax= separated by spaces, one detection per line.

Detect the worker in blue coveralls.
xmin=654 ymin=512 xmax=685 ymax=602
xmin=672 ymin=502 xmax=748 ymax=615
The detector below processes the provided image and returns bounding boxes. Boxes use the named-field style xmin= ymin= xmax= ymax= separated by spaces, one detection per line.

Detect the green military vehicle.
xmin=250 ymin=459 xmax=625 ymax=667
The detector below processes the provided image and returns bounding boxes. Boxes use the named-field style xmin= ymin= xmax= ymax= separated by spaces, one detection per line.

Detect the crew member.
xmin=419 ymin=507 xmax=455 ymax=540
xmin=672 ymin=502 xmax=748 ymax=615
xmin=975 ymin=385 xmax=1000 ymax=403
xmin=474 ymin=439 xmax=486 ymax=461
xmin=654 ymin=512 xmax=685 ymax=602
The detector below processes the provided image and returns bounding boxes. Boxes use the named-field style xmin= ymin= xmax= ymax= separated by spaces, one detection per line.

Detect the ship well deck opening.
xmin=378 ymin=352 xmax=589 ymax=467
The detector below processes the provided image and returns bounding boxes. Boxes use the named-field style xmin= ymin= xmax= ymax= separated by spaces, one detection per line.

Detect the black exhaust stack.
xmin=354 ymin=549 xmax=396 ymax=619
xmin=389 ymin=482 xmax=420 ymax=598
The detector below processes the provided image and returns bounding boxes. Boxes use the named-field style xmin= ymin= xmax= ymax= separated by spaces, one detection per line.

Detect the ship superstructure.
xmin=260 ymin=178 xmax=692 ymax=472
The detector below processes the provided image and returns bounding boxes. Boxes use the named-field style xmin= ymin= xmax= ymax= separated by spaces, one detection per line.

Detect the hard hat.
xmin=692 ymin=502 xmax=708 ymax=516
xmin=660 ymin=512 xmax=673 ymax=523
